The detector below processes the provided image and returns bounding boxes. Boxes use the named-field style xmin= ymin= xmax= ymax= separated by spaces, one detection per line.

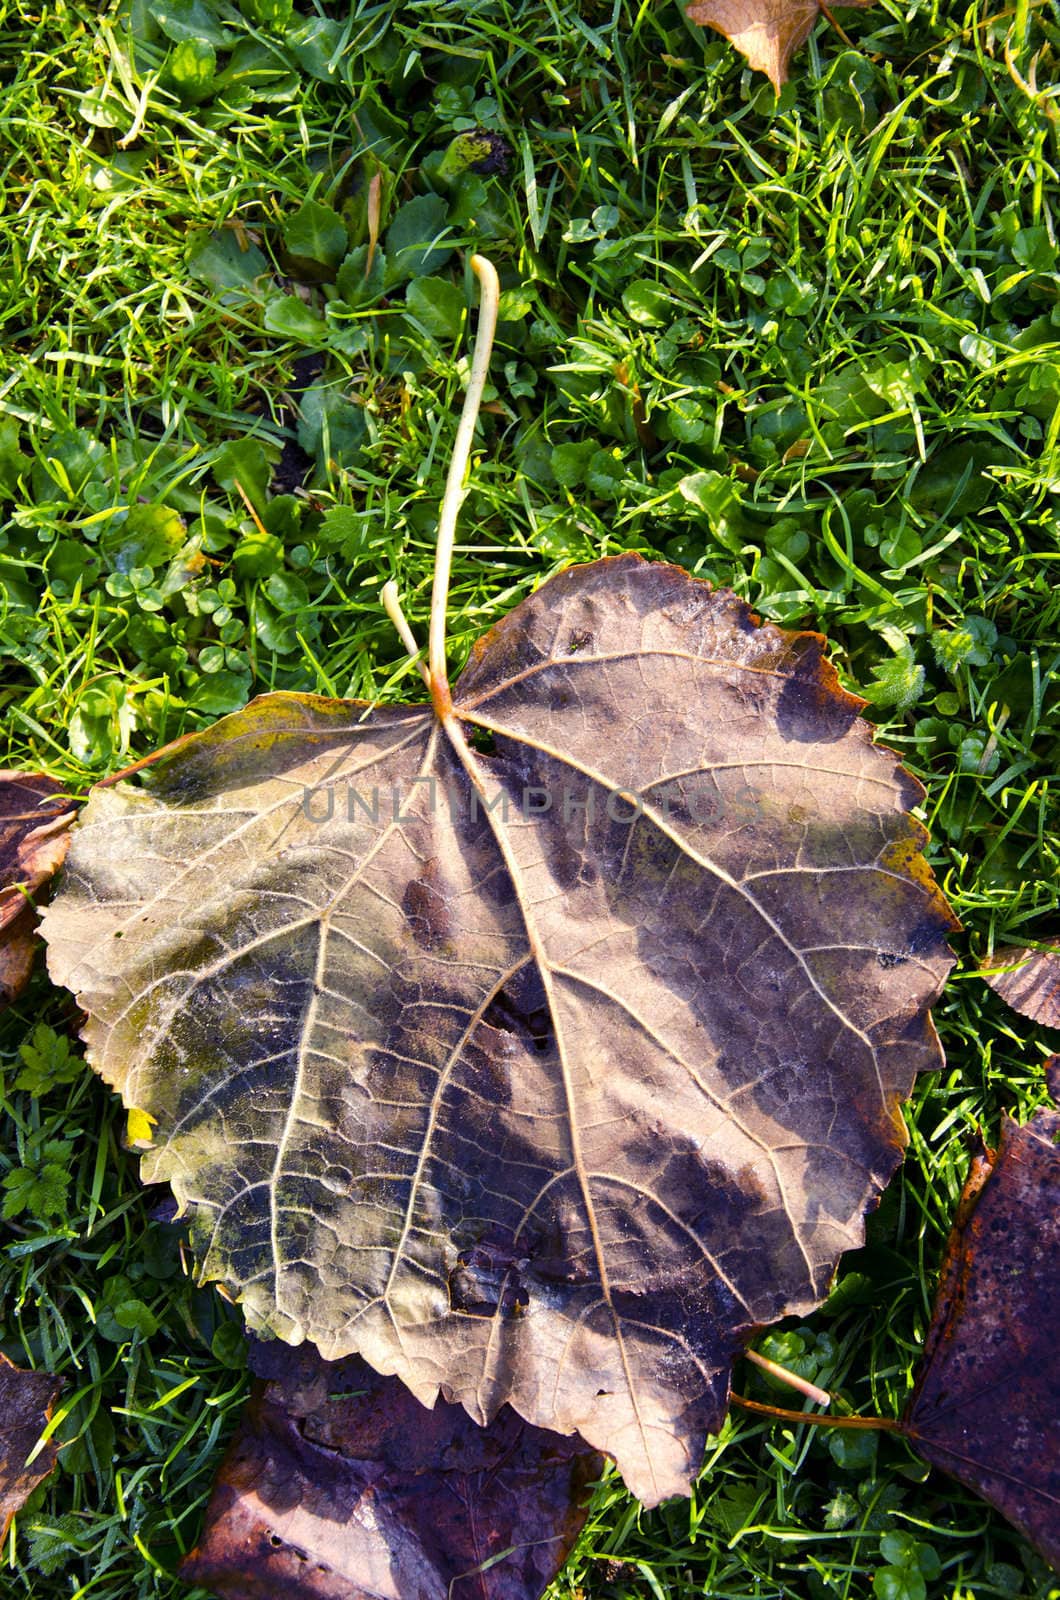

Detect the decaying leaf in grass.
xmin=981 ymin=942 xmax=1060 ymax=1029
xmin=902 ymin=1058 xmax=1060 ymax=1569
xmin=0 ymin=773 xmax=76 ymax=1008
xmin=0 ymin=1353 xmax=63 ymax=1540
xmin=41 ymin=553 xmax=956 ymax=1504
xmin=685 ymin=0 xmax=873 ymax=90
xmin=181 ymin=1337 xmax=601 ymax=1600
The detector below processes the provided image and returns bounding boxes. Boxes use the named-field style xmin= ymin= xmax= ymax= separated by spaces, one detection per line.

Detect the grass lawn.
xmin=2 ymin=0 xmax=1059 ymax=1594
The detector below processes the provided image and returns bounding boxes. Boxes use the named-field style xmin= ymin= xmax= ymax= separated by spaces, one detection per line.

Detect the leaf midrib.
xmin=439 ymin=711 xmax=660 ymax=1495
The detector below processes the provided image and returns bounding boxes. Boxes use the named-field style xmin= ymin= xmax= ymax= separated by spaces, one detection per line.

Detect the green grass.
xmin=2 ymin=0 xmax=1060 ymax=1593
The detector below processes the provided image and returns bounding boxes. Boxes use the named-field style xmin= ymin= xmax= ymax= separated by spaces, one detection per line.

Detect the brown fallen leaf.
xmin=685 ymin=0 xmax=873 ymax=90
xmin=181 ymin=1338 xmax=601 ymax=1600
xmin=0 ymin=1353 xmax=63 ymax=1541
xmin=41 ymin=555 xmax=957 ymax=1505
xmin=981 ymin=941 xmax=1060 ymax=1028
xmin=40 ymin=258 xmax=957 ymax=1508
xmin=0 ymin=773 xmax=77 ymax=1009
xmin=902 ymin=1058 xmax=1060 ymax=1569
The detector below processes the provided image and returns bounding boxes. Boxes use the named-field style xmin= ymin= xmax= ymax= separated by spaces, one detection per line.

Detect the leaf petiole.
xmin=731 ymin=1393 xmax=901 ymax=1431
xmin=744 ymin=1348 xmax=831 ymax=1406
xmin=427 ymin=254 xmax=501 ymax=722
xmin=381 ymin=580 xmax=431 ymax=688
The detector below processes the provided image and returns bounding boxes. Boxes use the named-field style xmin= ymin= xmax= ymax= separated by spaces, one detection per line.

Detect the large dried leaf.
xmin=981 ymin=942 xmax=1060 ymax=1028
xmin=0 ymin=1353 xmax=63 ymax=1540
xmin=181 ymin=1338 xmax=601 ymax=1600
xmin=902 ymin=1059 xmax=1060 ymax=1568
xmin=685 ymin=0 xmax=873 ymax=90
xmin=0 ymin=773 xmax=76 ymax=1008
xmin=41 ymin=555 xmax=956 ymax=1504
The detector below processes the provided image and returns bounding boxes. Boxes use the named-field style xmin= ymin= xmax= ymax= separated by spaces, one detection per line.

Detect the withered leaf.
xmin=685 ymin=0 xmax=873 ymax=90
xmin=0 ymin=1353 xmax=63 ymax=1541
xmin=981 ymin=942 xmax=1060 ymax=1029
xmin=41 ymin=555 xmax=956 ymax=1504
xmin=902 ymin=1058 xmax=1060 ymax=1569
xmin=181 ymin=1338 xmax=601 ymax=1600
xmin=0 ymin=773 xmax=77 ymax=1009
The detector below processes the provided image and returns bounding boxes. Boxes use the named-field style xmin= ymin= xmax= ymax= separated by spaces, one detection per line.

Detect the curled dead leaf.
xmin=181 ymin=1338 xmax=601 ymax=1600
xmin=0 ymin=1353 xmax=63 ymax=1541
xmin=902 ymin=1058 xmax=1060 ymax=1569
xmin=981 ymin=941 xmax=1060 ymax=1029
xmin=685 ymin=0 xmax=874 ymax=91
xmin=0 ymin=773 xmax=77 ymax=1009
